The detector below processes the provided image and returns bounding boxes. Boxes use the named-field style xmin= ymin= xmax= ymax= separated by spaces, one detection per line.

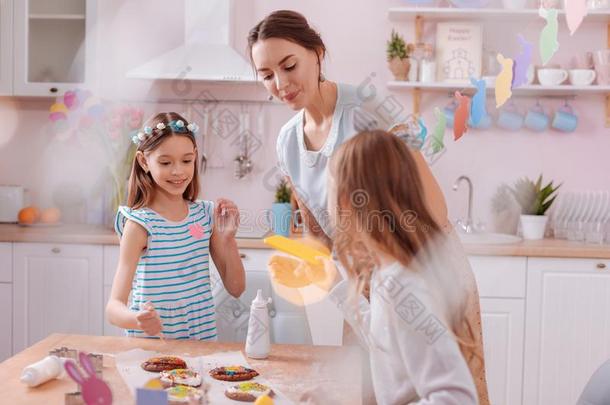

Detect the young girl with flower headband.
xmin=106 ymin=112 xmax=245 ymax=340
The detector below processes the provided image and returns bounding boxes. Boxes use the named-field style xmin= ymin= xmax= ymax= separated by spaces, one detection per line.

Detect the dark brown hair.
xmin=247 ymin=10 xmax=327 ymax=80
xmin=127 ymin=112 xmax=200 ymax=209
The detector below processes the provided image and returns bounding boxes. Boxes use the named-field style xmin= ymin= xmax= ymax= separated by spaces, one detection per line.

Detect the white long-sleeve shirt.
xmin=329 ymin=261 xmax=478 ymax=405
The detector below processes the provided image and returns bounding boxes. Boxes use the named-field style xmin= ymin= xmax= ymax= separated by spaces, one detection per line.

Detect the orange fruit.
xmin=18 ymin=206 xmax=40 ymax=224
xmin=40 ymin=207 xmax=61 ymax=224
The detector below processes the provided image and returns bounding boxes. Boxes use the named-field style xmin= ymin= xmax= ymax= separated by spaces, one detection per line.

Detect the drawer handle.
xmin=239 ymin=253 xmax=247 ymax=259
xmin=49 ymin=87 xmax=58 ymax=93
xmin=51 ymin=247 xmax=61 ymax=254
xmin=597 ymin=263 xmax=607 ymax=270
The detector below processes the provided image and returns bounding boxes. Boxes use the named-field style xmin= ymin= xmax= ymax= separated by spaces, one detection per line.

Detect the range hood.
xmin=127 ymin=0 xmax=256 ymax=82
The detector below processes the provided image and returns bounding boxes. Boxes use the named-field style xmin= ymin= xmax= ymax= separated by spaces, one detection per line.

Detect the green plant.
xmin=387 ymin=30 xmax=412 ymax=60
xmin=510 ymin=175 xmax=561 ymax=216
xmin=275 ymin=179 xmax=291 ymax=204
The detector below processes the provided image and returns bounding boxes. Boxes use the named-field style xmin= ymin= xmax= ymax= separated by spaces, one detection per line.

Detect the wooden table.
xmin=0 ymin=334 xmax=362 ymax=404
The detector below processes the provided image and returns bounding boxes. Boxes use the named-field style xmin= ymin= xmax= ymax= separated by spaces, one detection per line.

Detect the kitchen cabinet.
xmin=469 ymin=256 xmax=526 ymax=405
xmin=12 ymin=242 xmax=103 ymax=353
xmin=480 ymin=298 xmax=525 ymax=405
xmin=102 ymin=245 xmax=123 ymax=337
xmin=0 ymin=243 xmax=12 ymax=361
xmin=523 ymin=257 xmax=610 ymax=405
xmin=212 ymin=249 xmax=311 ymax=345
xmin=0 ymin=0 xmax=13 ymax=95
xmin=13 ymin=0 xmax=97 ymax=96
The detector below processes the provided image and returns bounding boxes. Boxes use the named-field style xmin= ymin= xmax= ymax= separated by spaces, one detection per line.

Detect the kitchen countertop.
xmin=1 ymin=223 xmax=609 ymax=259
xmin=0 ymin=333 xmax=362 ymax=405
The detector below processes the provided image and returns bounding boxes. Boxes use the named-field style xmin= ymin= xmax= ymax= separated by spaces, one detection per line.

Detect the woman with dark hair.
xmin=248 ymin=10 xmax=489 ymax=404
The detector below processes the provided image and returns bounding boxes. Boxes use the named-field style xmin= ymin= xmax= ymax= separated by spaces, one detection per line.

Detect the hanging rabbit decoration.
xmin=453 ymin=91 xmax=470 ymax=141
xmin=495 ymin=53 xmax=514 ymax=108
xmin=64 ymin=352 xmax=113 ymax=405
xmin=565 ymin=0 xmax=588 ymax=35
xmin=469 ymin=77 xmax=487 ymax=126
xmin=512 ymin=34 xmax=533 ymax=89
xmin=539 ymin=7 xmax=560 ymax=65
xmin=431 ymin=107 xmax=446 ymax=153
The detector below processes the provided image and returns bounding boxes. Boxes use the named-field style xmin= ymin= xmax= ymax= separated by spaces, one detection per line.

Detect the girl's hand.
xmin=214 ymin=199 xmax=240 ymax=239
xmin=135 ymin=302 xmax=162 ymax=336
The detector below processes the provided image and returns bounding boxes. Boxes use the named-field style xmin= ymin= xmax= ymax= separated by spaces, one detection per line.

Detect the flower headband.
xmin=132 ymin=119 xmax=199 ymax=145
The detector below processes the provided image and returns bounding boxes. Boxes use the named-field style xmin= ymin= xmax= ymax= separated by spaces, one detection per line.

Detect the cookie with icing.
xmin=209 ymin=365 xmax=259 ymax=381
xmin=159 ymin=368 xmax=202 ymax=387
xmin=141 ymin=356 xmax=187 ymax=372
xmin=165 ymin=385 xmax=204 ymax=405
xmin=224 ymin=382 xmax=274 ymax=402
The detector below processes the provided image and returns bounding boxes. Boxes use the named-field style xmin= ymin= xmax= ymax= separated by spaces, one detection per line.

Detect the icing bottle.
xmin=246 ymin=289 xmax=272 ymax=359
xmin=20 ymin=355 xmax=66 ymax=387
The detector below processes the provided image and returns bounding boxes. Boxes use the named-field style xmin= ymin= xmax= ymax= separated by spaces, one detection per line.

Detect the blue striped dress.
xmin=114 ymin=200 xmax=217 ymax=341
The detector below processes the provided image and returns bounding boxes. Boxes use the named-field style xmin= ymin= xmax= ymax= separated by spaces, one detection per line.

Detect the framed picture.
xmin=436 ymin=22 xmax=483 ymax=84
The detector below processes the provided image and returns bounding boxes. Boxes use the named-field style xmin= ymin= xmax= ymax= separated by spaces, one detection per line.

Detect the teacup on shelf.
xmin=568 ymin=69 xmax=597 ymax=86
xmin=537 ymin=68 xmax=568 ymax=86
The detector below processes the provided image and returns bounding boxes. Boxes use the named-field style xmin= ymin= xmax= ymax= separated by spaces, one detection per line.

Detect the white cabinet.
xmin=12 ymin=243 xmax=103 ymax=353
xmin=523 ymin=257 xmax=610 ymax=405
xmin=480 ymin=298 xmax=525 ymax=405
xmin=469 ymin=256 xmax=526 ymax=405
xmin=102 ymin=245 xmax=123 ymax=337
xmin=212 ymin=249 xmax=312 ymax=345
xmin=0 ymin=283 xmax=12 ymax=362
xmin=0 ymin=243 xmax=12 ymax=362
xmin=0 ymin=0 xmax=13 ymax=95
xmin=13 ymin=0 xmax=97 ymax=96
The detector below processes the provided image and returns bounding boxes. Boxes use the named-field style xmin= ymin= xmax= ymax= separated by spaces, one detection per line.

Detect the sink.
xmin=458 ymin=232 xmax=522 ymax=245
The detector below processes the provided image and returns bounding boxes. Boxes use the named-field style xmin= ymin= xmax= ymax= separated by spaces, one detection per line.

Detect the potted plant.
xmin=387 ymin=29 xmax=413 ymax=81
xmin=510 ymin=175 xmax=561 ymax=240
xmin=271 ymin=179 xmax=292 ymax=237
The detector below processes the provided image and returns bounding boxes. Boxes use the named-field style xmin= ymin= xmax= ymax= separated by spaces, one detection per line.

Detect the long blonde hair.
xmin=127 ymin=112 xmax=200 ymax=209
xmin=330 ymin=130 xmax=477 ymax=362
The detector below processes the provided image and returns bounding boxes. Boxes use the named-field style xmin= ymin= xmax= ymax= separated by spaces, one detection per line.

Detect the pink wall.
xmin=1 ymin=0 xmax=609 ymax=230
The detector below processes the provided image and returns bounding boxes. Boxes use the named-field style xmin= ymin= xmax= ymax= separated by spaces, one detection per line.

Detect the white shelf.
xmin=387 ymin=80 xmax=610 ymax=96
xmin=29 ymin=14 xmax=86 ymax=20
xmin=388 ymin=7 xmax=610 ymax=22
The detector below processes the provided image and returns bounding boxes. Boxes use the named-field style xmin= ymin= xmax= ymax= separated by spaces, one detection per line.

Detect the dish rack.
xmin=551 ymin=190 xmax=610 ymax=243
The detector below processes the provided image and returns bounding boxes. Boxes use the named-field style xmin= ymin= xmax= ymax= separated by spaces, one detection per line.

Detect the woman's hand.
xmin=214 ymin=198 xmax=240 ymax=239
xmin=135 ymin=302 xmax=162 ymax=336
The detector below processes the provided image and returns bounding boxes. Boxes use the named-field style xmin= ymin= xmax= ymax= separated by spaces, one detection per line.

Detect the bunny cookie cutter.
xmin=64 ymin=352 xmax=113 ymax=405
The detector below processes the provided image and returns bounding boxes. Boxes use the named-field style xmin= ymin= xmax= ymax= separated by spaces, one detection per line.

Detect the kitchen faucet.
xmin=453 ymin=175 xmax=475 ymax=234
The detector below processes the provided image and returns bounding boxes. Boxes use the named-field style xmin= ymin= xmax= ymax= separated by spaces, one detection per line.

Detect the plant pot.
xmin=270 ymin=203 xmax=292 ymax=237
xmin=520 ymin=214 xmax=548 ymax=240
xmin=388 ymin=57 xmax=411 ymax=81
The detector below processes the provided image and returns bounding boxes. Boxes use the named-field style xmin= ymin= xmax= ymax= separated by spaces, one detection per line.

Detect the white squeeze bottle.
xmin=245 ymin=289 xmax=272 ymax=359
xmin=20 ymin=355 xmax=66 ymax=387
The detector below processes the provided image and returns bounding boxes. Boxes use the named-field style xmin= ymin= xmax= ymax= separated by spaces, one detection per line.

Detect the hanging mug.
xmin=524 ymin=101 xmax=550 ymax=132
xmin=497 ymin=101 xmax=524 ymax=131
xmin=551 ymin=102 xmax=578 ymax=133
xmin=443 ymin=99 xmax=458 ymax=128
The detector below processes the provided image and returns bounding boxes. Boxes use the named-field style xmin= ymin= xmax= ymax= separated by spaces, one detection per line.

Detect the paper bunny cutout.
xmin=565 ymin=0 xmax=587 ymax=35
xmin=431 ymin=107 xmax=446 ymax=154
xmin=495 ymin=53 xmax=514 ymax=108
xmin=64 ymin=352 xmax=113 ymax=405
xmin=512 ymin=34 xmax=533 ymax=89
xmin=539 ymin=7 xmax=559 ymax=65
xmin=453 ymin=91 xmax=471 ymax=141
xmin=469 ymin=77 xmax=487 ymax=126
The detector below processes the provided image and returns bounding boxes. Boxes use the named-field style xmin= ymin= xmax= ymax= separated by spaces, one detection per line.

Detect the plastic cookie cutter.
xmin=263 ymin=235 xmax=330 ymax=266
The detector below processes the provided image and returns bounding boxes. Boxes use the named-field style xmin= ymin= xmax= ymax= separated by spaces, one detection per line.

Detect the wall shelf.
xmin=388 ymin=7 xmax=610 ymax=22
xmin=388 ymin=81 xmax=610 ymax=97
xmin=29 ymin=14 xmax=86 ymax=20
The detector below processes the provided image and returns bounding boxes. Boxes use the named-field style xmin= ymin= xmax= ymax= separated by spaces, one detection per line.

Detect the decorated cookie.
xmin=165 ymin=385 xmax=204 ymax=405
xmin=160 ymin=368 xmax=202 ymax=387
xmin=141 ymin=356 xmax=187 ymax=372
xmin=225 ymin=382 xmax=274 ymax=402
xmin=209 ymin=365 xmax=259 ymax=381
